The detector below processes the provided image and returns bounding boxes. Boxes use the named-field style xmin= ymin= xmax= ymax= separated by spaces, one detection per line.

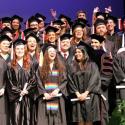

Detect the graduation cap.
xmin=106 ymin=15 xmax=117 ymax=24
xmin=42 ymin=43 xmax=57 ymax=54
xmin=0 ymin=35 xmax=12 ymax=42
xmin=11 ymin=15 xmax=23 ymax=22
xmin=58 ymin=14 xmax=71 ymax=24
xmin=75 ymin=18 xmax=88 ymax=25
xmin=95 ymin=12 xmax=108 ymax=19
xmin=53 ymin=20 xmax=64 ymax=25
xmin=13 ymin=39 xmax=26 ymax=48
xmin=1 ymin=27 xmax=14 ymax=35
xmin=23 ymin=28 xmax=36 ymax=36
xmin=72 ymin=22 xmax=85 ymax=31
xmin=28 ymin=16 xmax=41 ymax=24
xmin=45 ymin=26 xmax=59 ymax=34
xmin=90 ymin=34 xmax=105 ymax=43
xmin=35 ymin=13 xmax=46 ymax=21
xmin=94 ymin=18 xmax=106 ymax=27
xmin=25 ymin=32 xmax=40 ymax=42
xmin=60 ymin=34 xmax=72 ymax=41
xmin=1 ymin=17 xmax=11 ymax=23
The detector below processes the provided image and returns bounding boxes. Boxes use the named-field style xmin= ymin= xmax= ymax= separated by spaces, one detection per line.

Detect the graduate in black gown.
xmin=0 ymin=35 xmax=12 ymax=125
xmin=67 ymin=42 xmax=101 ymax=125
xmin=37 ymin=45 xmax=67 ymax=125
xmin=6 ymin=39 xmax=37 ymax=125
xmin=26 ymin=32 xmax=43 ymax=125
xmin=90 ymin=34 xmax=110 ymax=125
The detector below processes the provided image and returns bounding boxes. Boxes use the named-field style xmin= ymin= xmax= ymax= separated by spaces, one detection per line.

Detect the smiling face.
xmin=60 ymin=38 xmax=71 ymax=52
xmin=11 ymin=19 xmax=20 ymax=30
xmin=0 ymin=40 xmax=10 ymax=54
xmin=29 ymin=21 xmax=39 ymax=32
xmin=47 ymin=32 xmax=56 ymax=43
xmin=95 ymin=24 xmax=107 ymax=36
xmin=74 ymin=27 xmax=84 ymax=39
xmin=2 ymin=23 xmax=11 ymax=29
xmin=75 ymin=48 xmax=84 ymax=61
xmin=15 ymin=44 xmax=25 ymax=59
xmin=106 ymin=19 xmax=116 ymax=32
xmin=91 ymin=39 xmax=101 ymax=50
xmin=47 ymin=47 xmax=56 ymax=62
xmin=27 ymin=36 xmax=37 ymax=52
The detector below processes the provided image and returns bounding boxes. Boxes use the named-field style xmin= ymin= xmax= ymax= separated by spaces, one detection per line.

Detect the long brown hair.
xmin=27 ymin=42 xmax=40 ymax=61
xmin=40 ymin=50 xmax=65 ymax=83
xmin=71 ymin=27 xmax=88 ymax=46
xmin=11 ymin=46 xmax=31 ymax=70
xmin=74 ymin=47 xmax=89 ymax=70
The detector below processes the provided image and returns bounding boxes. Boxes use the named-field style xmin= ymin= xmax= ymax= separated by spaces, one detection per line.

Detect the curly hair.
xmin=11 ymin=46 xmax=31 ymax=70
xmin=40 ymin=50 xmax=65 ymax=83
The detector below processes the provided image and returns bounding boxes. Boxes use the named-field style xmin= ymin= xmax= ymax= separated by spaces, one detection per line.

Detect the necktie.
xmin=64 ymin=53 xmax=67 ymax=60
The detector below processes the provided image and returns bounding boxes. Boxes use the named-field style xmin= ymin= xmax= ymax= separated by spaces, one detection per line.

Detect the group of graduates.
xmin=0 ymin=7 xmax=125 ymax=125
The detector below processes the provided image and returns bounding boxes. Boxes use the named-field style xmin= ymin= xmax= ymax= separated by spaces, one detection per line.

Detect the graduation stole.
xmin=45 ymin=70 xmax=60 ymax=113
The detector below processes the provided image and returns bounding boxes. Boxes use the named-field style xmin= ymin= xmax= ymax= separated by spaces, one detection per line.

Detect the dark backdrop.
xmin=0 ymin=0 xmax=124 ymax=24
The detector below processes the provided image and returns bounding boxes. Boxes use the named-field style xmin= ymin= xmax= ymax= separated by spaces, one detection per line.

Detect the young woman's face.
xmin=75 ymin=48 xmax=84 ymax=61
xmin=48 ymin=47 xmax=56 ymax=61
xmin=15 ymin=44 xmax=25 ymax=59
xmin=0 ymin=40 xmax=10 ymax=54
xmin=27 ymin=36 xmax=37 ymax=52
xmin=12 ymin=19 xmax=20 ymax=30
xmin=74 ymin=27 xmax=84 ymax=39
xmin=47 ymin=32 xmax=56 ymax=43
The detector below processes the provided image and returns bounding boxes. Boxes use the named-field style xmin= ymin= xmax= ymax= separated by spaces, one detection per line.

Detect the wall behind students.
xmin=0 ymin=0 xmax=124 ymax=25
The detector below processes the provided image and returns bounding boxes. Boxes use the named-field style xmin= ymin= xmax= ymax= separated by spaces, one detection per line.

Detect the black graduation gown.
xmin=0 ymin=55 xmax=10 ymax=125
xmin=29 ymin=54 xmax=39 ymax=125
xmin=67 ymin=61 xmax=101 ymax=122
xmin=58 ymin=47 xmax=74 ymax=67
xmin=37 ymin=65 xmax=68 ymax=125
xmin=6 ymin=64 xmax=37 ymax=125
xmin=106 ymin=32 xmax=122 ymax=55
xmin=113 ymin=51 xmax=125 ymax=100
xmin=103 ymin=39 xmax=115 ymax=55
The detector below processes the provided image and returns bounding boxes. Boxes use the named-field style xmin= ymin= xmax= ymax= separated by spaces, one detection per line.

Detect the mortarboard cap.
xmin=35 ymin=13 xmax=46 ymax=21
xmin=106 ymin=15 xmax=117 ymax=24
xmin=58 ymin=14 xmax=71 ymax=24
xmin=60 ymin=34 xmax=72 ymax=41
xmin=75 ymin=18 xmax=88 ymax=25
xmin=42 ymin=43 xmax=57 ymax=54
xmin=45 ymin=26 xmax=59 ymax=34
xmin=28 ymin=16 xmax=41 ymax=24
xmin=94 ymin=18 xmax=106 ymax=27
xmin=23 ymin=28 xmax=36 ymax=36
xmin=13 ymin=39 xmax=26 ymax=48
xmin=53 ymin=20 xmax=64 ymax=25
xmin=11 ymin=15 xmax=23 ymax=22
xmin=90 ymin=34 xmax=105 ymax=43
xmin=1 ymin=17 xmax=11 ymax=23
xmin=72 ymin=22 xmax=85 ymax=31
xmin=25 ymin=32 xmax=40 ymax=42
xmin=1 ymin=27 xmax=14 ymax=35
xmin=0 ymin=35 xmax=12 ymax=42
xmin=95 ymin=12 xmax=108 ymax=19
